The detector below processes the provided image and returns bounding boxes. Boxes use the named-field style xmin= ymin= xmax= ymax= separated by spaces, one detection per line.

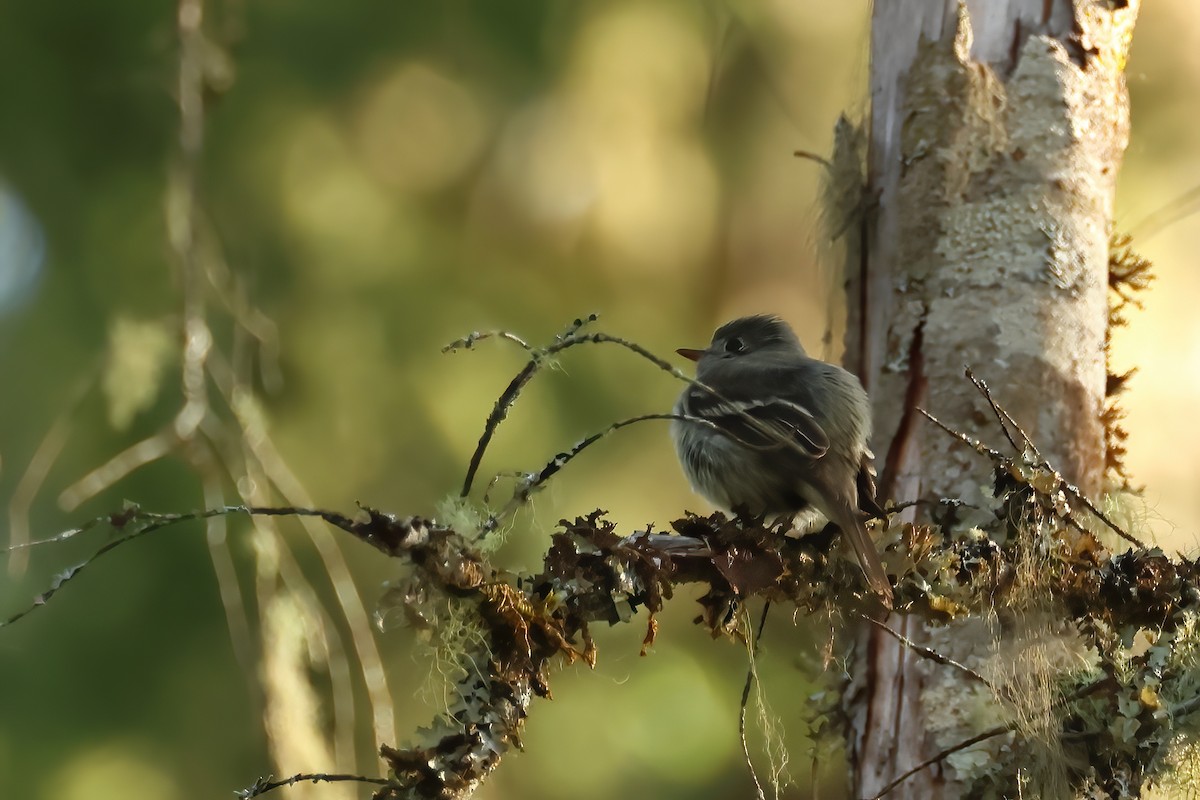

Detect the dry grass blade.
xmin=7 ymin=368 xmax=98 ymax=574
xmin=57 ymin=431 xmax=176 ymax=511
xmin=739 ymin=602 xmax=772 ymax=800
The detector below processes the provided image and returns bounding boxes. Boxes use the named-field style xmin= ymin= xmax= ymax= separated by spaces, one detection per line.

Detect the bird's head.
xmin=677 ymin=315 xmax=804 ymax=373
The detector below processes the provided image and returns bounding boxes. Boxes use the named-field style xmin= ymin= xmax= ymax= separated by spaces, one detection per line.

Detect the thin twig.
xmin=486 ymin=412 xmax=766 ymax=531
xmin=442 ymin=330 xmax=534 ymax=354
xmin=865 ymin=724 xmax=1013 ymax=800
xmin=916 ymin=408 xmax=1007 ymax=462
xmin=960 ymin=370 xmax=1146 ymax=550
xmin=1129 ymin=182 xmax=1200 ymax=242
xmin=793 ymin=149 xmax=834 ymax=169
xmin=0 ymin=505 xmax=357 ymax=628
xmin=869 ymin=666 xmax=1118 ymax=798
xmin=236 ymin=771 xmax=393 ymax=799
xmin=458 ymin=326 xmax=833 ymax=501
xmin=858 ymin=614 xmax=995 ymax=691
xmin=456 ymin=329 xmax=693 ymax=498
xmin=443 ymin=314 xmax=600 ymax=356
xmin=964 ymin=367 xmax=1029 ymax=458
xmin=0 ymin=512 xmax=179 ymax=628
xmin=1061 ymin=481 xmax=1147 ymax=550
xmin=3 ymin=515 xmax=110 ymax=552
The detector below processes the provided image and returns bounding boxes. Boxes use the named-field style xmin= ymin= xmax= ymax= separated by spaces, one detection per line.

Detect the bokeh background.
xmin=1 ymin=2 xmax=1197 ymax=799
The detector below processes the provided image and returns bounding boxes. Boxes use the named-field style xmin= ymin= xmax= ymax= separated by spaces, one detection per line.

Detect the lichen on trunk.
xmin=843 ymin=2 xmax=1141 ymax=798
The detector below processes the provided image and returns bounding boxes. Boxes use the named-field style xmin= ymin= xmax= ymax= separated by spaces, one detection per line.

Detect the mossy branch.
xmin=7 ymin=326 xmax=1200 ymax=799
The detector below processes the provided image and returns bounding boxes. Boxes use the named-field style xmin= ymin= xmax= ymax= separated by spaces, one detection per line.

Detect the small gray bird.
xmin=671 ymin=315 xmax=893 ymax=608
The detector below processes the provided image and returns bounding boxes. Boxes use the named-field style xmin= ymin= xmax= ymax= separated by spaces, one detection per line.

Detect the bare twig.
xmin=1060 ymin=482 xmax=1146 ymax=550
xmin=868 ymin=674 xmax=1120 ymax=799
xmin=454 ymin=328 xmax=696 ymax=498
xmin=0 ymin=505 xmax=356 ymax=628
xmin=236 ymin=771 xmax=392 ymax=799
xmin=858 ymin=614 xmax=995 ymax=692
xmin=960 ymin=368 xmax=1146 ymax=550
xmin=921 ymin=396 xmax=1146 ymax=550
xmin=916 ymin=408 xmax=1006 ymax=462
xmin=442 ymin=314 xmax=599 ymax=356
xmin=3 ymin=514 xmax=110 ymax=552
xmin=865 ymin=724 xmax=1013 ymax=800
xmin=793 ymin=149 xmax=833 ymax=169
xmin=486 ymin=412 xmax=765 ymax=531
xmin=457 ymin=324 xmax=837 ymax=506
xmin=0 ymin=507 xmax=193 ymax=628
xmin=442 ymin=329 xmax=535 ymax=354
xmin=965 ymin=367 xmax=1030 ymax=458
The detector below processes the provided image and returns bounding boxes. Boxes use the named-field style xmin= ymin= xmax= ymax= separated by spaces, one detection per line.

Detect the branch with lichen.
xmin=7 ymin=324 xmax=1200 ymax=800
xmin=7 ymin=455 xmax=1199 ymax=799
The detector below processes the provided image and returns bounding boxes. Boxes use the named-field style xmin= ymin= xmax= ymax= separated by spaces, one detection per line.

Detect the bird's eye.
xmin=724 ymin=337 xmax=745 ymax=354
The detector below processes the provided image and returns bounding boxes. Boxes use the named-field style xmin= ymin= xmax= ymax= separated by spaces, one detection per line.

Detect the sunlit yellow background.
xmin=0 ymin=3 xmax=1196 ymax=799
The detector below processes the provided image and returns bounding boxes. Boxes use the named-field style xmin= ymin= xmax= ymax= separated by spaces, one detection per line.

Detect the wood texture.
xmin=844 ymin=1 xmax=1140 ymax=797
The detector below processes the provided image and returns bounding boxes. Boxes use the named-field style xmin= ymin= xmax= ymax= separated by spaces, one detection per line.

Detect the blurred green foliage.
xmin=0 ymin=2 xmax=1197 ymax=799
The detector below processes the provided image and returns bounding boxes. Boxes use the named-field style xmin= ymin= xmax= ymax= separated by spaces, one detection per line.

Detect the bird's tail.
xmin=830 ymin=503 xmax=893 ymax=609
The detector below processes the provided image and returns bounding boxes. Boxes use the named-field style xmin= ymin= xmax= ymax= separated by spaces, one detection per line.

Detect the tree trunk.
xmin=842 ymin=1 xmax=1139 ymax=797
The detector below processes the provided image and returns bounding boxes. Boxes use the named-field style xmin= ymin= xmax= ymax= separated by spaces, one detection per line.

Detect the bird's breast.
xmin=671 ymin=414 xmax=802 ymax=514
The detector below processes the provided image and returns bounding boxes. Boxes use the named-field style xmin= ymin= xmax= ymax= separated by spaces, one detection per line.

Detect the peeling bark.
xmin=843 ymin=1 xmax=1140 ymax=798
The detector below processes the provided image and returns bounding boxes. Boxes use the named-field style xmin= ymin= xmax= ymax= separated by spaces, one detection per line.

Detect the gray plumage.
xmin=671 ymin=315 xmax=893 ymax=608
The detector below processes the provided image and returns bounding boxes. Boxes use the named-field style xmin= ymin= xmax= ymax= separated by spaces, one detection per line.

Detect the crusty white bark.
xmin=841 ymin=2 xmax=1139 ymax=798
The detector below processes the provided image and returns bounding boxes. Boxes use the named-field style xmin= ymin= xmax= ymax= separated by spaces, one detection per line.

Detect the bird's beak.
xmin=676 ymin=347 xmax=705 ymax=362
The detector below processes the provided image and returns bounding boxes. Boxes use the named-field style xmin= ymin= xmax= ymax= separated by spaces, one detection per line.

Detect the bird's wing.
xmin=685 ymin=390 xmax=830 ymax=458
